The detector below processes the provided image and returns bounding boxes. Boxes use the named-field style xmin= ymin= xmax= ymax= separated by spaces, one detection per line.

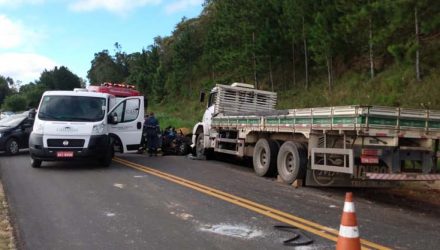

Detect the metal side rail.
xmin=365 ymin=172 xmax=440 ymax=181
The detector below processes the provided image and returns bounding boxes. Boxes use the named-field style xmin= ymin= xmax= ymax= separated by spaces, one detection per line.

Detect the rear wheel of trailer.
xmin=277 ymin=141 xmax=307 ymax=184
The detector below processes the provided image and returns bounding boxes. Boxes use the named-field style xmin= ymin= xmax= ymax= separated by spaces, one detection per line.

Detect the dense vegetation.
xmin=1 ymin=0 xmax=439 ymax=128
xmin=86 ymin=0 xmax=440 ymax=127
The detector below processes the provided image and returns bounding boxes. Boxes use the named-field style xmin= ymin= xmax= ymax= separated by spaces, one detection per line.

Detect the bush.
xmin=2 ymin=94 xmax=27 ymax=112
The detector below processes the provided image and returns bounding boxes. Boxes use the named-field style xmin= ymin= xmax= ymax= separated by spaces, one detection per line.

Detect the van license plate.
xmin=57 ymin=151 xmax=74 ymax=158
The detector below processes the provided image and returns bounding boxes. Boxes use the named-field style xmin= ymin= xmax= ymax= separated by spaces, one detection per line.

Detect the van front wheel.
xmin=31 ymin=158 xmax=42 ymax=168
xmin=101 ymin=144 xmax=114 ymax=167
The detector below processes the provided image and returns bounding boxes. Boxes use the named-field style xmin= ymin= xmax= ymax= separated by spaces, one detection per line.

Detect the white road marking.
xmin=133 ymin=175 xmax=148 ymax=178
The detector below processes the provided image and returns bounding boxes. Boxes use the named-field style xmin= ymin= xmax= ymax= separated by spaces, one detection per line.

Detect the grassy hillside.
xmin=148 ymin=95 xmax=204 ymax=130
xmin=278 ymin=66 xmax=440 ymax=109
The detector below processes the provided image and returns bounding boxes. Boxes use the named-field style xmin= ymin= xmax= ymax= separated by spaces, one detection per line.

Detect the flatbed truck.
xmin=192 ymin=83 xmax=440 ymax=187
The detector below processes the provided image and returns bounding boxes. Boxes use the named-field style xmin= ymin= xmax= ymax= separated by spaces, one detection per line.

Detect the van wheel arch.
xmin=109 ymin=133 xmax=123 ymax=153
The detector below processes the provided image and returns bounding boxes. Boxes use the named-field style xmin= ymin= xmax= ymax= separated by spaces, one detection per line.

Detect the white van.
xmin=29 ymin=90 xmax=144 ymax=168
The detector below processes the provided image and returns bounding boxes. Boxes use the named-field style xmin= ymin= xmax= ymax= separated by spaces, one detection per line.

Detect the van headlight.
xmin=33 ymin=124 xmax=44 ymax=135
xmin=92 ymin=123 xmax=105 ymax=135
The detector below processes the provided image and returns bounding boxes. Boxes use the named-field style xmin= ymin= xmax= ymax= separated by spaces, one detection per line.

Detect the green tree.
xmin=172 ymin=17 xmax=203 ymax=95
xmin=152 ymin=64 xmax=167 ymax=102
xmin=0 ymin=76 xmax=13 ymax=108
xmin=87 ymin=50 xmax=128 ymax=84
xmin=309 ymin=1 xmax=340 ymax=92
xmin=2 ymin=94 xmax=27 ymax=112
xmin=19 ymin=83 xmax=47 ymax=109
xmin=125 ymin=44 xmax=160 ymax=98
xmin=37 ymin=66 xmax=81 ymax=90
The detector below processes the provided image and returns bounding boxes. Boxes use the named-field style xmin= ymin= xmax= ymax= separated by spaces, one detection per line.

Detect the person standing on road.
xmin=145 ymin=112 xmax=159 ymax=156
xmin=138 ymin=114 xmax=149 ymax=153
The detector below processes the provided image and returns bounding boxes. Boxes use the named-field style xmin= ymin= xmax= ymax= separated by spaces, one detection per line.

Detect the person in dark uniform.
xmin=138 ymin=114 xmax=149 ymax=153
xmin=145 ymin=112 xmax=159 ymax=156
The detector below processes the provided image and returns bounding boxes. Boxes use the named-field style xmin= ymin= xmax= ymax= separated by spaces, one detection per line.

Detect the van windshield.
xmin=38 ymin=96 xmax=106 ymax=122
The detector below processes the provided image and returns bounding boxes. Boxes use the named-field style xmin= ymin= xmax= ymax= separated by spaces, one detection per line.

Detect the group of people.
xmin=142 ymin=112 xmax=160 ymax=156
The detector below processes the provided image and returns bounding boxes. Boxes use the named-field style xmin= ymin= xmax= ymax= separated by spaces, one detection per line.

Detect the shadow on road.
xmin=38 ymin=161 xmax=110 ymax=171
xmin=0 ymin=150 xmax=30 ymax=157
xmin=0 ymin=151 xmax=109 ymax=171
xmin=193 ymin=153 xmax=440 ymax=217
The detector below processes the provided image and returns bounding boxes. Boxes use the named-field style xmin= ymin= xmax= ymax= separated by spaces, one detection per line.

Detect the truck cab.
xmin=29 ymin=90 xmax=144 ymax=168
xmin=192 ymin=86 xmax=218 ymax=157
xmin=192 ymin=83 xmax=277 ymax=158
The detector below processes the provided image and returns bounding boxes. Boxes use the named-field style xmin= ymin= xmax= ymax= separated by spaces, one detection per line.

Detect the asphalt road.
xmin=0 ymin=152 xmax=439 ymax=250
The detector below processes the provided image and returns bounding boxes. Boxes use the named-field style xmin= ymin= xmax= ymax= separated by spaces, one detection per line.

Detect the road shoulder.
xmin=0 ymin=182 xmax=16 ymax=250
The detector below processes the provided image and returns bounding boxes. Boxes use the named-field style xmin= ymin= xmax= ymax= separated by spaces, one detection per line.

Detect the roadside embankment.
xmin=0 ymin=182 xmax=16 ymax=249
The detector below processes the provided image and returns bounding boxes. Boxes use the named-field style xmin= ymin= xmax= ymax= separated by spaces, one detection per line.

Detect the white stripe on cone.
xmin=338 ymin=225 xmax=360 ymax=238
xmin=343 ymin=202 xmax=355 ymax=213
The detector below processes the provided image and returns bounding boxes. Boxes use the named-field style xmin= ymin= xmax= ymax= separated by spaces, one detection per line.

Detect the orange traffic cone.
xmin=336 ymin=192 xmax=361 ymax=250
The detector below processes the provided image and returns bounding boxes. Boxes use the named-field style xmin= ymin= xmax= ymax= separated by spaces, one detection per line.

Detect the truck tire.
xmin=253 ymin=138 xmax=279 ymax=177
xmin=195 ymin=133 xmax=205 ymax=158
xmin=195 ymin=133 xmax=215 ymax=159
xmin=31 ymin=158 xmax=42 ymax=168
xmin=277 ymin=141 xmax=307 ymax=184
xmin=6 ymin=138 xmax=19 ymax=155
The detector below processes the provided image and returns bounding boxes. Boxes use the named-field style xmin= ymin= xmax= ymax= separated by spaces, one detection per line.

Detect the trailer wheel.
xmin=277 ymin=141 xmax=307 ymax=184
xmin=253 ymin=139 xmax=279 ymax=177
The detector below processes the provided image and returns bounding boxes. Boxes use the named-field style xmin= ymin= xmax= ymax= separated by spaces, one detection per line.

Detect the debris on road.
xmin=187 ymin=154 xmax=205 ymax=160
xmin=274 ymin=225 xmax=313 ymax=247
xmin=113 ymin=183 xmax=125 ymax=189
xmin=105 ymin=212 xmax=116 ymax=217
xmin=200 ymin=224 xmax=264 ymax=239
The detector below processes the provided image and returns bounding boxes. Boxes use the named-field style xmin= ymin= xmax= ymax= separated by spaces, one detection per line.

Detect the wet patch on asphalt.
xmin=200 ymin=224 xmax=264 ymax=239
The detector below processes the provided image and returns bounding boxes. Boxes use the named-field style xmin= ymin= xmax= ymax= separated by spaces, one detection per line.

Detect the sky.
xmin=0 ymin=0 xmax=204 ymax=86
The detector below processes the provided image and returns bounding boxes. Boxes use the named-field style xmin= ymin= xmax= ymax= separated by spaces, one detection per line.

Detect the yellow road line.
xmin=114 ymin=157 xmax=391 ymax=250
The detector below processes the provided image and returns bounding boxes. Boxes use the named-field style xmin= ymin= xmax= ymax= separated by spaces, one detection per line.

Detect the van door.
xmin=108 ymin=96 xmax=144 ymax=153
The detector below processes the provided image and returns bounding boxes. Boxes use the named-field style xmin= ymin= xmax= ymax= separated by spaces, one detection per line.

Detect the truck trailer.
xmin=192 ymin=83 xmax=440 ymax=187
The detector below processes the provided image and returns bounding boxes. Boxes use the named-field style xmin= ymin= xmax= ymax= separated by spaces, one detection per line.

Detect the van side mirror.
xmin=199 ymin=91 xmax=205 ymax=103
xmin=108 ymin=112 xmax=118 ymax=124
xmin=28 ymin=109 xmax=36 ymax=119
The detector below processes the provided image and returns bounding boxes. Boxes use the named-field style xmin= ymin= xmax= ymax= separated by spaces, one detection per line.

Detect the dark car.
xmin=0 ymin=112 xmax=34 ymax=155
